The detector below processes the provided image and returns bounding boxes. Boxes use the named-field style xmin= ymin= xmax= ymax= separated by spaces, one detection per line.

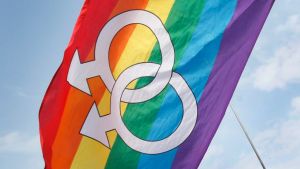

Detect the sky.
xmin=0 ymin=0 xmax=299 ymax=169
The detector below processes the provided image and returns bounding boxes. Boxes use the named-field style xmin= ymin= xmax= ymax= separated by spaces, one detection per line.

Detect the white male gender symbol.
xmin=67 ymin=10 xmax=197 ymax=154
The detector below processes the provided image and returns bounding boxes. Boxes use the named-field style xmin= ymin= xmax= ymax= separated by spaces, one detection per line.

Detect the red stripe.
xmin=39 ymin=0 xmax=119 ymax=168
xmin=49 ymin=1 xmax=149 ymax=168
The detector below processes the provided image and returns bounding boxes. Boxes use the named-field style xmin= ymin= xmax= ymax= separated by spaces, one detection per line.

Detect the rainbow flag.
xmin=39 ymin=0 xmax=274 ymax=168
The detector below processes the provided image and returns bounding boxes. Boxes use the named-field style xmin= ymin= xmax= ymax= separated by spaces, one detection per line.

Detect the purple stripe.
xmin=171 ymin=0 xmax=274 ymax=168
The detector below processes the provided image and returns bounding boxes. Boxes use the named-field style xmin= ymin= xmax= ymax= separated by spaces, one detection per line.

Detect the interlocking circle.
xmin=111 ymin=62 xmax=197 ymax=154
xmin=68 ymin=10 xmax=198 ymax=154
xmin=96 ymin=10 xmax=175 ymax=103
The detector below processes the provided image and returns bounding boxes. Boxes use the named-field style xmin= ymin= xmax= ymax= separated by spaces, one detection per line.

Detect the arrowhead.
xmin=67 ymin=50 xmax=95 ymax=95
xmin=80 ymin=103 xmax=112 ymax=148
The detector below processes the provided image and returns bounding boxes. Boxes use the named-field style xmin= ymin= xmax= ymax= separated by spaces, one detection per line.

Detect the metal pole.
xmin=229 ymin=105 xmax=266 ymax=169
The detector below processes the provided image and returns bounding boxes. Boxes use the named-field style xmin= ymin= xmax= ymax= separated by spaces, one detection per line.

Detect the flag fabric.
xmin=39 ymin=0 xmax=274 ymax=168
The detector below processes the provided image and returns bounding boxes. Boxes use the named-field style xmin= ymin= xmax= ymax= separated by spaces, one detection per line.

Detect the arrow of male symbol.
xmin=67 ymin=49 xmax=116 ymax=95
xmin=67 ymin=50 xmax=98 ymax=95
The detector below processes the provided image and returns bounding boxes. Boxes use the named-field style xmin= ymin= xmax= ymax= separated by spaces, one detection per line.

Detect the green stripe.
xmin=105 ymin=1 xmax=206 ymax=168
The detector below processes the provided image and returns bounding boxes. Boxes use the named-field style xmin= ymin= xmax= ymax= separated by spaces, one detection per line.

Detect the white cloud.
xmin=0 ymin=132 xmax=44 ymax=169
xmin=231 ymin=96 xmax=300 ymax=169
xmin=231 ymin=153 xmax=260 ymax=169
xmin=198 ymin=144 xmax=225 ymax=169
xmin=276 ymin=15 xmax=300 ymax=34
xmin=290 ymin=96 xmax=300 ymax=116
xmin=251 ymin=42 xmax=300 ymax=91
xmin=203 ymin=144 xmax=224 ymax=160
xmin=0 ymin=132 xmax=40 ymax=154
xmin=1 ymin=84 xmax=37 ymax=99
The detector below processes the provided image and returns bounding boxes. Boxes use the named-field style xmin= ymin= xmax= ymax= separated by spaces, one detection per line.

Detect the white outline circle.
xmin=95 ymin=10 xmax=175 ymax=103
xmin=111 ymin=63 xmax=197 ymax=154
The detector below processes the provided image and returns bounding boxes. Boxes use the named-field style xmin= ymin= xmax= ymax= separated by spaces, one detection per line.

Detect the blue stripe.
xmin=137 ymin=0 xmax=237 ymax=168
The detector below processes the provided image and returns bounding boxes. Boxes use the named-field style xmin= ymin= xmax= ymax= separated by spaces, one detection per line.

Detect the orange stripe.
xmin=51 ymin=1 xmax=149 ymax=168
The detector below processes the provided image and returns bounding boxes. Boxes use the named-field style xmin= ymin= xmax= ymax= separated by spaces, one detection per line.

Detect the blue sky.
xmin=0 ymin=0 xmax=299 ymax=169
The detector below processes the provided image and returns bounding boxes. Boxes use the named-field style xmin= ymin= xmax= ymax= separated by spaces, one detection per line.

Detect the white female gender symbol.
xmin=67 ymin=10 xmax=197 ymax=154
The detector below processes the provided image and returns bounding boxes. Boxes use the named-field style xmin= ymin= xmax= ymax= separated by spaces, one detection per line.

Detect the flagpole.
xmin=229 ymin=105 xmax=266 ymax=169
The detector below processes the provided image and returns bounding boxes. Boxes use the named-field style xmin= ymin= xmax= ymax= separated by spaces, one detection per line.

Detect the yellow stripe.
xmin=70 ymin=1 xmax=174 ymax=169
